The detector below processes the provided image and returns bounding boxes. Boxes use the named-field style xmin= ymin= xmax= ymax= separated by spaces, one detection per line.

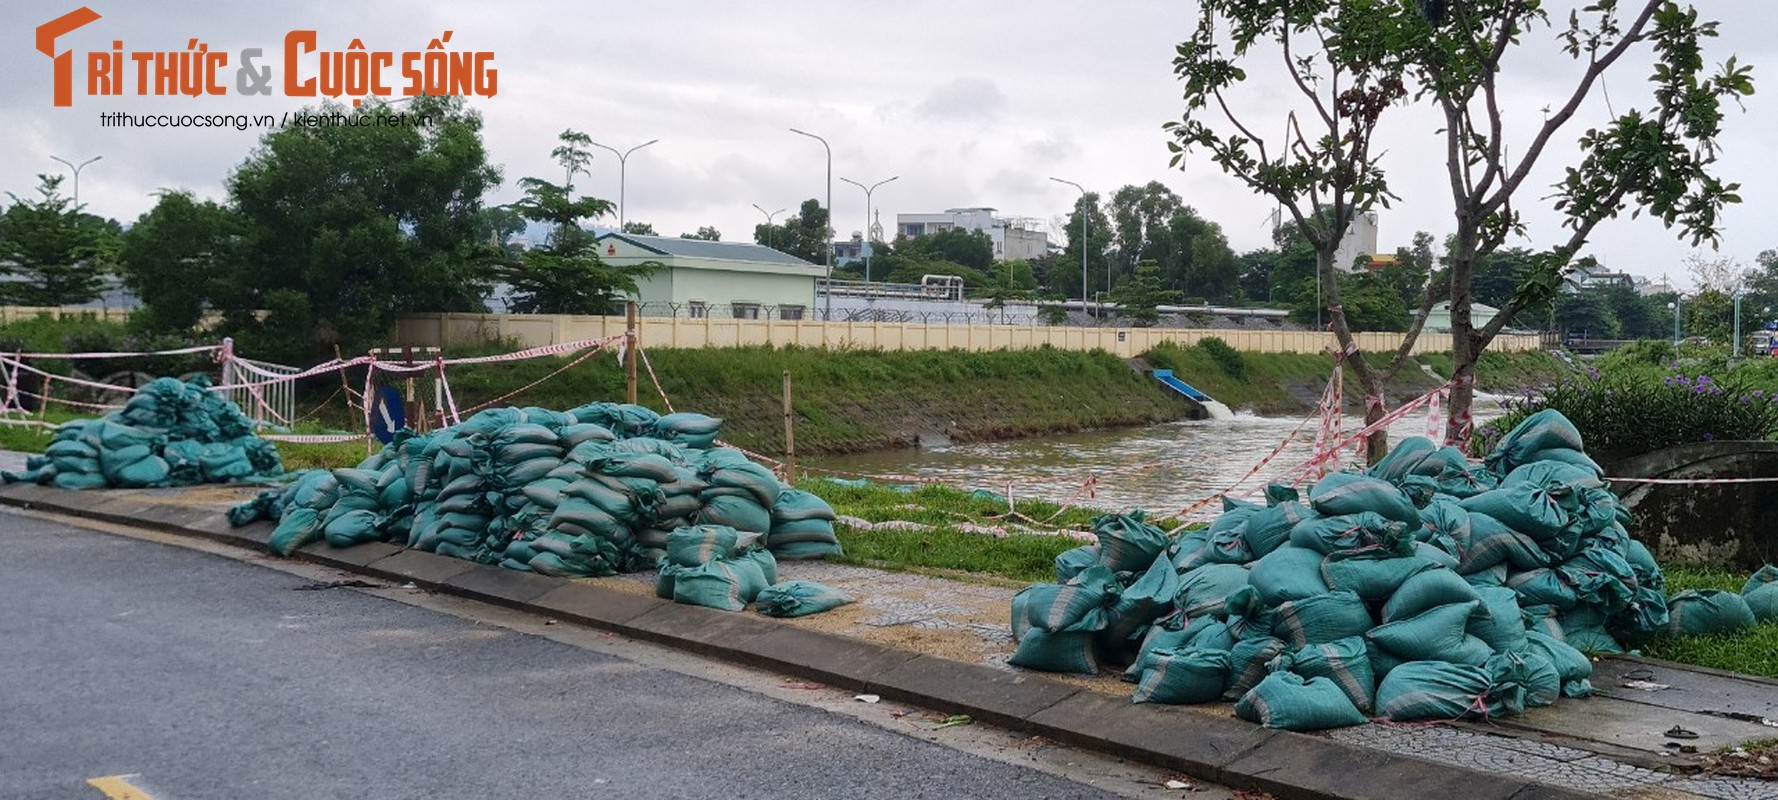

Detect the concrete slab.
xmin=869 ymin=655 xmax=1080 ymax=729
xmin=1026 ymin=690 xmax=1274 ymax=779
xmin=1594 ymin=656 xmax=1778 ymax=722
xmin=531 ymin=583 xmax=667 ymax=629
xmin=441 ymin=565 xmax=565 ymax=608
xmin=619 ymin=602 xmax=781 ymax=656
xmin=297 ymin=541 xmax=401 ymax=570
xmin=358 ymin=550 xmax=475 ymax=588
xmin=1221 ymin=732 xmax=1591 ymax=800
xmin=724 ymin=626 xmax=922 ymax=690
xmin=1501 ymin=693 xmax=1778 ymax=755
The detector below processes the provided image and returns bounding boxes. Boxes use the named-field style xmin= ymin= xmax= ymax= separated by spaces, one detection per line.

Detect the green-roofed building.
xmin=595 ymin=233 xmax=821 ymax=320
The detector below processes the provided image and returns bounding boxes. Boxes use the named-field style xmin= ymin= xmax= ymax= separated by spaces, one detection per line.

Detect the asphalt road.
xmin=0 ymin=511 xmax=1138 ymax=800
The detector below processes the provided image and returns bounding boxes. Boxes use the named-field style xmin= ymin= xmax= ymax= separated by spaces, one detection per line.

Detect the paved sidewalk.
xmin=2 ymin=476 xmax=1775 ymax=800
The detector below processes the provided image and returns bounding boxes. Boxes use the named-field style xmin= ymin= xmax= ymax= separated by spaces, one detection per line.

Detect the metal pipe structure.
xmin=50 ymin=155 xmax=102 ymax=209
xmin=1049 ymin=177 xmax=1089 ymax=316
xmin=789 ymin=128 xmax=833 ymax=316
xmin=588 ymin=139 xmax=659 ymax=229
xmin=838 ymin=175 xmax=898 ymax=283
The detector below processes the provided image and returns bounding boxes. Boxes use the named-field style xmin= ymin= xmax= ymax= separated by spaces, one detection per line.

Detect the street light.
xmin=1049 ymin=177 xmax=1089 ymax=318
xmin=1733 ymin=289 xmax=1746 ymax=358
xmin=789 ymin=128 xmax=833 ymax=316
xmin=588 ymin=138 xmax=659 ymax=230
xmin=752 ymin=204 xmax=786 ymax=249
xmin=839 ymin=175 xmax=898 ymax=283
xmin=50 ymin=155 xmax=102 ymax=209
xmin=1668 ymin=297 xmax=1683 ymax=345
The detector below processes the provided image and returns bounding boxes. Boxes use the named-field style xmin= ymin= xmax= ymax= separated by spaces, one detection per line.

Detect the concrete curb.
xmin=1 ymin=483 xmax=1602 ymax=800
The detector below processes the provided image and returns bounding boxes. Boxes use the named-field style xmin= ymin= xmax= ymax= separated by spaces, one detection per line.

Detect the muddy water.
xmin=807 ymin=397 xmax=1507 ymax=515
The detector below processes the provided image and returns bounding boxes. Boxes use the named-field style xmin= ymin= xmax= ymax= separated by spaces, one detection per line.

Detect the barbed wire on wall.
xmin=629 ymin=301 xmax=1305 ymax=331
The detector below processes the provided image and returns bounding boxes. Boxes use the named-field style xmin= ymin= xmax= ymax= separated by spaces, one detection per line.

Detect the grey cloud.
xmin=913 ymin=78 xmax=1006 ymax=121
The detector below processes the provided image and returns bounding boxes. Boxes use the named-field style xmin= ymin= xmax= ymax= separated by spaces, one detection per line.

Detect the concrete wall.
xmin=0 ymin=306 xmax=133 ymax=323
xmin=391 ymin=311 xmax=1547 ymax=357
xmin=1607 ymin=441 xmax=1778 ymax=570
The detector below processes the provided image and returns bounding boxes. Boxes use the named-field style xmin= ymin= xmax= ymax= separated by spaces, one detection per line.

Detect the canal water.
xmin=807 ymin=396 xmax=1509 ymax=516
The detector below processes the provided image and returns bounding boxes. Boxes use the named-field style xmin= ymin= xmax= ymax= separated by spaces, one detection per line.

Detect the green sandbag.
xmin=1124 ymin=613 xmax=1204 ymax=681
xmin=1174 ymin=563 xmax=1251 ymax=617
xmin=1092 ymin=511 xmax=1170 ymax=572
xmin=599 ymin=453 xmax=683 ymax=483
xmin=558 ymin=422 xmax=617 ymax=448
xmin=1223 ymin=636 xmax=1289 ymax=701
xmin=1167 ymin=530 xmax=1212 ymax=573
xmin=1321 ymin=550 xmax=1437 ymax=601
xmin=1275 ymin=636 xmax=1376 ymax=713
xmin=1418 ymin=497 xmax=1473 ymax=553
xmin=1367 ymin=601 xmax=1493 ymax=665
xmin=696 ymin=494 xmax=772 ymax=533
xmin=1248 ymin=545 xmax=1331 ymax=606
xmin=1486 ymin=409 xmax=1586 ymax=475
xmin=1055 ymin=546 xmax=1100 ymax=583
xmin=1132 ymin=648 xmax=1231 ymax=705
xmin=1561 ymin=625 xmax=1626 ymax=655
xmin=1201 ymin=527 xmax=1254 ymax=565
xmin=1010 ymin=628 xmax=1097 ymax=674
xmin=672 ymin=556 xmax=769 ymax=611
xmin=1375 ymin=661 xmax=1498 ymax=721
xmin=1457 ymin=513 xmax=1552 ymax=574
xmin=1468 ymin=586 xmax=1529 ymax=653
xmin=743 ymin=546 xmax=777 ymax=587
xmin=1271 ymin=591 xmax=1374 ymax=647
xmin=1610 ymin=585 xmax=1670 ymax=646
xmin=1743 ymin=566 xmax=1778 ymax=622
xmin=1369 ymin=641 xmax=1404 ymax=682
xmin=1241 ymin=499 xmax=1313 ymax=559
xmin=323 ymin=508 xmax=381 ymax=548
xmin=1368 ymin=437 xmax=1438 ymax=483
xmin=1516 ymin=631 xmax=1592 ymax=696
xmin=1309 ymin=472 xmax=1420 ymax=526
xmin=1234 ymin=671 xmax=1369 ymax=731
xmin=771 ymin=489 xmax=838 ymax=522
xmin=1666 ymin=590 xmax=1757 ymax=636
xmin=1104 ymin=556 xmax=1181 ymax=646
xmin=1624 ymin=538 xmax=1664 ymax=590
xmin=706 ymin=462 xmax=782 ymax=510
xmin=1011 ymin=565 xmax=1120 ymax=640
xmin=1383 ymin=568 xmax=1480 ymax=623
xmin=112 ymin=454 xmax=171 ymax=488
xmin=1487 ymin=650 xmax=1561 ymax=712
xmin=548 ymin=498 xmax=629 ymax=540
xmin=1507 ymin=568 xmax=1579 ymax=610
xmin=268 ymin=507 xmax=324 ymax=556
xmin=528 ymin=551 xmax=608 ymax=578
xmin=756 ymin=580 xmax=852 ymax=617
xmin=769 ymin=538 xmax=845 ymax=561
xmin=1289 ymin=512 xmax=1392 ymax=555
xmin=665 ymin=524 xmax=762 ymax=567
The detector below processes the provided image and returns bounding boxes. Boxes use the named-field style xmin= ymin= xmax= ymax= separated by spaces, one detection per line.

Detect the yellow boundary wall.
xmin=393 ymin=312 xmax=1544 ymax=357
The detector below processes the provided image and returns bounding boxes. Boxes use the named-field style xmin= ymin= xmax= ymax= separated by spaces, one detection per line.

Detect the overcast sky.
xmin=4 ymin=1 xmax=1772 ymax=288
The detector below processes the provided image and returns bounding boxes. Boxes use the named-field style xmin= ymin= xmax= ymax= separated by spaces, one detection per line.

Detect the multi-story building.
xmin=895 ymin=208 xmax=1050 ymax=262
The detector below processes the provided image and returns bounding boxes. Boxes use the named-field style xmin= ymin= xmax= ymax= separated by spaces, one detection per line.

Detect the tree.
xmin=1601 ymin=285 xmax=1660 ymax=339
xmin=681 ymin=226 xmax=721 ymax=241
xmin=119 ymin=190 xmax=241 ymax=331
xmin=227 ymin=96 xmax=502 ymax=358
xmin=1167 ymin=0 xmax=1432 ymax=459
xmin=1110 ymin=260 xmax=1183 ymax=327
xmin=498 ymin=129 xmax=658 ymax=315
xmin=900 ymin=227 xmax=993 ymax=271
xmin=1172 ymin=210 xmax=1241 ymax=301
xmin=1684 ymin=289 xmax=1733 ymax=342
xmin=621 ymin=221 xmax=658 ymax=236
xmin=1108 ymin=181 xmax=1184 ymax=284
xmin=752 ymin=199 xmax=829 ymax=264
xmin=0 ymin=174 xmax=116 ymax=306
xmin=1339 ymin=272 xmax=1412 ymax=332
xmin=1055 ymin=192 xmax=1113 ymax=301
xmin=1553 ymin=291 xmax=1619 ymax=340
xmin=1408 ymin=1 xmax=1754 ymax=444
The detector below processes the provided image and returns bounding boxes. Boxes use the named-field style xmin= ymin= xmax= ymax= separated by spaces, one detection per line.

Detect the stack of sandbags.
xmin=649 ymin=412 xmax=724 ymax=450
xmin=4 ymin=375 xmax=282 ymax=490
xmin=656 ymin=524 xmax=777 ymax=611
xmin=232 ymin=400 xmax=847 ymax=590
xmin=1005 ymin=410 xmax=1704 ymax=732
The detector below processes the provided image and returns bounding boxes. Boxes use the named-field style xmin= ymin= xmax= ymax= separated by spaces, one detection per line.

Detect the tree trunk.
xmin=1443 ymin=224 xmax=1479 ymax=449
xmin=1317 ymin=248 xmax=1390 ymax=464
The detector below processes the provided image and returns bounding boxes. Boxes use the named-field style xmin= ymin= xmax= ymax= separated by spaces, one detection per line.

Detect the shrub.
xmin=1473 ymin=371 xmax=1778 ymax=460
xmin=1198 ymin=337 xmax=1247 ymax=379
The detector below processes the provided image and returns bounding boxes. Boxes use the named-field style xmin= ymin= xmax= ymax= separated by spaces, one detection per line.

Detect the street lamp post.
xmin=50 ymin=155 xmax=102 ymax=209
xmin=588 ymin=139 xmax=659 ymax=230
xmin=839 ymin=175 xmax=898 ymax=283
xmin=1669 ymin=297 xmax=1683 ymax=345
xmin=789 ymin=128 xmax=833 ymax=317
xmin=752 ymin=204 xmax=786 ymax=249
xmin=1049 ymin=177 xmax=1088 ymax=318
xmin=1733 ymin=290 xmax=1745 ymax=358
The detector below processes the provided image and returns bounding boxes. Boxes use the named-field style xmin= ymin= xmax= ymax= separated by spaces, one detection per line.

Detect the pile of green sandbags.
xmin=1007 ymin=409 xmax=1746 ymax=732
xmin=4 ymin=376 xmax=282 ymax=489
xmin=230 ymin=402 xmax=845 ymax=600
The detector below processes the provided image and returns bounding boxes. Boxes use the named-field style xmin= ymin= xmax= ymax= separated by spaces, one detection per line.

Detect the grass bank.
xmin=1641 ymin=566 xmax=1778 ymax=679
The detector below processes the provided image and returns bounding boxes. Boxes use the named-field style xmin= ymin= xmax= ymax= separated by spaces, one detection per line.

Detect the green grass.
xmin=805 ymin=480 xmax=1166 ymax=584
xmin=1639 ymin=566 xmax=1778 ymax=678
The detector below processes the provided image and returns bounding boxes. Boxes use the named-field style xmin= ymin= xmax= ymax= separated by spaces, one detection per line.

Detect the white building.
xmin=1333 ymin=211 xmax=1379 ymax=273
xmin=895 ymin=208 xmax=1050 ymax=262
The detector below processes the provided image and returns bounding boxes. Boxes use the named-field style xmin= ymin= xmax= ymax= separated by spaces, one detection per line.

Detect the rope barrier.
xmin=455 ymin=343 xmax=611 ymax=417
xmin=7 ymin=344 xmax=223 ymax=360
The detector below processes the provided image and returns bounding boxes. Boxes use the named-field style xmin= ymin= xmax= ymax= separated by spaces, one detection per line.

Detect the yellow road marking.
xmin=87 ymin=775 xmax=154 ymax=800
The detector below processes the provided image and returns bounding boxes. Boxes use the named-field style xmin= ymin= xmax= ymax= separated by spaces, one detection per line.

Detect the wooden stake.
xmin=38 ymin=375 xmax=50 ymax=421
xmin=625 ymin=301 xmax=639 ymax=405
xmin=782 ymin=369 xmax=796 ymax=483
